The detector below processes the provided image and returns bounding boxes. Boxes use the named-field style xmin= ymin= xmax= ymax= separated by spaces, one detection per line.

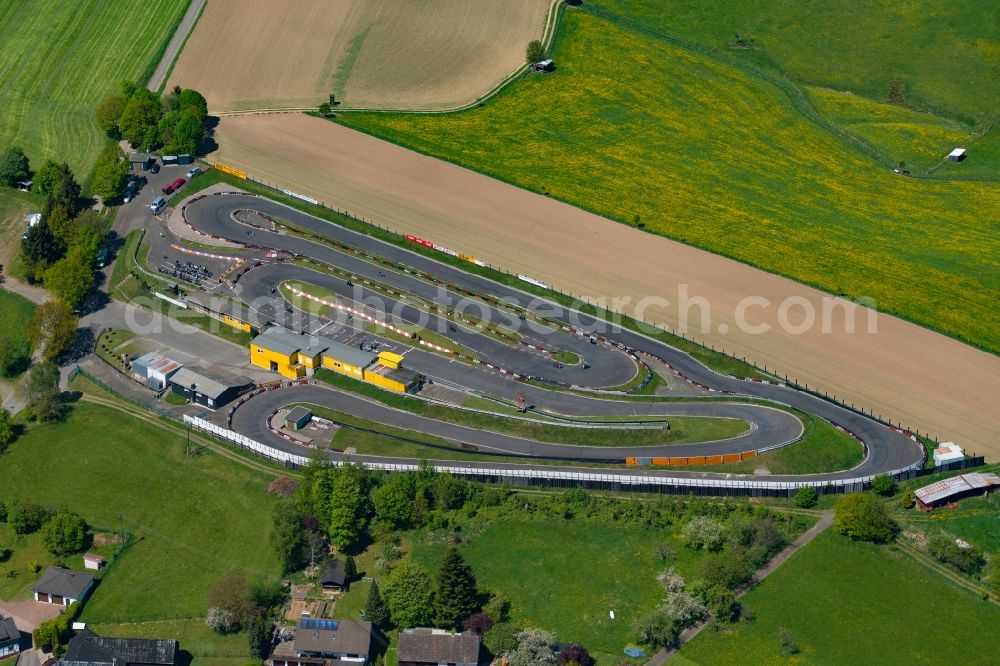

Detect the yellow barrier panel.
xmin=214 ymin=162 xmax=247 ymax=180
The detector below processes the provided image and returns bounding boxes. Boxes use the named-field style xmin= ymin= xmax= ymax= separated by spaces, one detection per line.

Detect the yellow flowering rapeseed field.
xmin=339 ymin=9 xmax=1000 ymax=352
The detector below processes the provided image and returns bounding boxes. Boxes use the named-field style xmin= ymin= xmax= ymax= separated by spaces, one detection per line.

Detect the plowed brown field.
xmin=166 ymin=0 xmax=552 ymax=112
xmin=213 ymin=114 xmax=1000 ymax=458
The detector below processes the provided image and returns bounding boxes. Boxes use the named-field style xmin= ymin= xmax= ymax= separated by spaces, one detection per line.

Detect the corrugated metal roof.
xmin=914 ymin=472 xmax=1000 ymax=504
xmin=169 ymin=367 xmax=249 ymax=399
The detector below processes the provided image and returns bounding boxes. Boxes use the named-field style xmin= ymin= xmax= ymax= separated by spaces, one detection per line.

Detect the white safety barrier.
xmin=286 ymin=286 xmax=415 ymax=338
xmin=154 ymin=291 xmax=188 ymax=309
xmin=183 ymin=414 xmax=923 ymax=491
xmin=282 ymin=189 xmax=319 ymax=205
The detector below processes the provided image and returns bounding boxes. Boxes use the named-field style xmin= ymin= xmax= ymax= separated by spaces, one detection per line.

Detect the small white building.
xmin=947 ymin=147 xmax=966 ymax=162
xmin=83 ymin=553 xmax=105 ymax=570
xmin=932 ymin=441 xmax=964 ymax=466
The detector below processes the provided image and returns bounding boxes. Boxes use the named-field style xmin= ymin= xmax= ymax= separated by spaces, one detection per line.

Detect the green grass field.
xmin=678 ymin=529 xmax=1000 ymax=664
xmin=0 ymin=401 xmax=281 ymax=622
xmin=0 ymin=288 xmax=36 ymax=377
xmin=901 ymin=490 xmax=1000 ymax=554
xmin=0 ymin=0 xmax=190 ymax=180
xmin=338 ymin=8 xmax=1000 ymax=352
xmin=408 ymin=519 xmax=683 ymax=664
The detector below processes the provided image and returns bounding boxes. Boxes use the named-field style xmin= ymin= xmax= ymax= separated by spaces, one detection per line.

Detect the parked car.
xmin=185 ymin=166 xmax=201 ymax=179
xmin=150 ymin=196 xmax=166 ymax=213
xmin=150 ymin=162 xmax=160 ymax=174
xmin=161 ymin=177 xmax=185 ymax=195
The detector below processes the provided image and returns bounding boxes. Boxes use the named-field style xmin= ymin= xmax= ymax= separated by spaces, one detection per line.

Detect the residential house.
xmin=0 ymin=616 xmax=20 ymax=658
xmin=33 ymin=567 xmax=95 ymax=606
xmin=397 ymin=628 xmax=481 ymax=666
xmin=60 ymin=628 xmax=177 ymax=666
xmin=270 ymin=618 xmax=373 ymax=666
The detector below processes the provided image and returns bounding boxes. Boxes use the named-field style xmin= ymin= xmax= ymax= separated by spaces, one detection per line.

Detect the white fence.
xmin=183 ymin=415 xmax=923 ymax=494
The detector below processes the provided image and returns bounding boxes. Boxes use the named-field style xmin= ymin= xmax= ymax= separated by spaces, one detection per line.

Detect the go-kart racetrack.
xmin=180 ymin=191 xmax=926 ymax=483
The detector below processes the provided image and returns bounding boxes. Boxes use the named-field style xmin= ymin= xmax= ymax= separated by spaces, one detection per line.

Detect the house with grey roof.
xmin=168 ymin=366 xmax=253 ymax=409
xmin=33 ymin=567 xmax=95 ymax=606
xmin=397 ymin=628 xmax=481 ymax=666
xmin=61 ymin=628 xmax=177 ymax=666
xmin=0 ymin=615 xmax=21 ymax=658
xmin=270 ymin=618 xmax=373 ymax=666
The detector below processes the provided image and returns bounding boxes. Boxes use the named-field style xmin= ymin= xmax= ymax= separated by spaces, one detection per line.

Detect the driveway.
xmin=0 ymin=600 xmax=62 ymax=633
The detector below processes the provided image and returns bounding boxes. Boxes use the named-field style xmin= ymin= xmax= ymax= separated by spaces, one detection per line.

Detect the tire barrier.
xmin=169 ymin=243 xmax=242 ymax=262
xmin=285 ymin=285 xmax=415 ymax=339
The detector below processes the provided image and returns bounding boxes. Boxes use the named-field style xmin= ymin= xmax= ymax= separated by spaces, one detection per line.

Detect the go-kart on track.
xmin=177 ymin=190 xmax=925 ymax=484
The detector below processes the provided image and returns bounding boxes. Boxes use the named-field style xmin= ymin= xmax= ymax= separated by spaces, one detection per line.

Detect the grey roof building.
xmin=397 ymin=628 xmax=481 ymax=666
xmin=33 ymin=567 xmax=95 ymax=606
xmin=0 ymin=616 xmax=20 ymax=658
xmin=168 ymin=366 xmax=253 ymax=409
xmin=320 ymin=559 xmax=346 ymax=592
xmin=270 ymin=618 xmax=373 ymax=666
xmin=61 ymin=629 xmax=177 ymax=666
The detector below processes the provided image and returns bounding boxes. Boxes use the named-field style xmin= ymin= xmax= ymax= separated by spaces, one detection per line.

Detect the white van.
xmin=150 ymin=196 xmax=166 ymax=214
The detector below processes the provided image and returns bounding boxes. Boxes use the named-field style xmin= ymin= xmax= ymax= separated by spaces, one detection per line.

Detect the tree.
xmin=0 ymin=147 xmax=29 ymax=186
xmin=21 ymin=218 xmax=63 ymax=271
xmin=525 ymin=40 xmax=545 ymax=65
xmin=44 ymin=204 xmax=75 ymax=247
xmin=433 ymin=473 xmax=467 ymax=510
xmin=206 ymin=607 xmax=236 ymax=634
xmin=271 ymin=500 xmax=308 ymax=574
xmin=373 ymin=474 xmax=414 ymax=528
xmin=41 ymin=511 xmax=87 ymax=555
xmin=482 ymin=591 xmax=510 ymax=624
xmin=483 ymin=623 xmax=518 ymax=657
xmin=94 ymin=95 xmax=126 ymax=136
xmin=657 ymin=566 xmax=685 ymax=593
xmin=45 ymin=249 xmax=94 ymax=308
xmin=119 ymin=91 xmax=162 ymax=147
xmin=699 ymin=549 xmax=756 ymax=591
xmin=178 ymin=88 xmax=208 ymax=119
xmin=434 ymin=547 xmax=478 ymax=630
xmin=0 ymin=408 xmax=16 ymax=452
xmin=558 ymin=644 xmax=594 ymax=666
xmin=344 ymin=555 xmax=357 ymax=583
xmin=327 ymin=464 xmax=370 ymax=552
xmin=207 ymin=573 xmax=258 ymax=630
xmin=29 ymin=300 xmax=78 ymax=361
xmin=792 ymin=486 xmax=818 ymax=508
xmin=364 ymin=579 xmax=389 ymax=628
xmin=20 ymin=361 xmax=64 ymax=421
xmin=899 ymin=487 xmax=915 ymax=509
xmin=384 ymin=562 xmax=434 ymax=628
xmin=661 ymin=591 xmax=707 ymax=629
xmin=682 ymin=516 xmax=725 ymax=551
xmin=833 ymin=493 xmax=898 ymax=543
xmin=634 ymin=608 xmax=678 ymax=649
xmin=8 ymin=499 xmax=49 ymax=534
xmin=463 ymin=613 xmax=493 ymax=636
xmin=92 ymin=144 xmax=129 ymax=202
xmin=504 ymin=628 xmax=556 ymax=666
xmin=871 ymin=473 xmax=897 ymax=497
xmin=34 ymin=162 xmax=80 ymax=215
xmin=247 ymin=613 xmax=272 ymax=658
xmin=318 ymin=103 xmax=331 ymax=116
xmin=34 ymin=160 xmax=63 ymax=197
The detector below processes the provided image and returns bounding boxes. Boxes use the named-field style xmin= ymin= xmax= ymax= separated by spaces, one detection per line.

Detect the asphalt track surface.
xmin=183 ymin=193 xmax=925 ymax=481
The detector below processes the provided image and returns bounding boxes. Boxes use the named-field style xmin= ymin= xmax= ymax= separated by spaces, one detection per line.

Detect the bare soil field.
xmin=166 ymin=0 xmax=552 ymax=112
xmin=212 ymin=114 xmax=1000 ymax=458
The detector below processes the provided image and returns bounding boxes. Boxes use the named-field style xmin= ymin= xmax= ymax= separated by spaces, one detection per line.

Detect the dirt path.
xmin=146 ymin=0 xmax=206 ymax=92
xmin=650 ymin=511 xmax=834 ymax=664
xmin=212 ymin=114 xmax=1000 ymax=457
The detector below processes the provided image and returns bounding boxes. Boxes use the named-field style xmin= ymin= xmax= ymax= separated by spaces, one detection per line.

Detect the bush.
xmin=776 ymin=627 xmax=799 ymax=655
xmin=206 ymin=607 xmax=236 ymax=634
xmin=8 ymin=499 xmax=49 ymax=534
xmin=792 ymin=486 xmax=818 ymax=508
xmin=633 ymin=606 xmax=679 ymax=649
xmin=871 ymin=473 xmax=897 ymax=497
xmin=899 ymin=487 xmax=915 ymax=508
xmin=833 ymin=493 xmax=898 ymax=543
xmin=41 ymin=511 xmax=88 ymax=555
xmin=526 ymin=40 xmax=545 ymax=65
xmin=682 ymin=516 xmax=725 ymax=551
xmin=928 ymin=535 xmax=985 ymax=576
xmin=483 ymin=622 xmax=518 ymax=657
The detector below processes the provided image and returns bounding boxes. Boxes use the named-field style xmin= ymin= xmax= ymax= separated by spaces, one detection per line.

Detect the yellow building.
xmin=249 ymin=327 xmax=421 ymax=393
